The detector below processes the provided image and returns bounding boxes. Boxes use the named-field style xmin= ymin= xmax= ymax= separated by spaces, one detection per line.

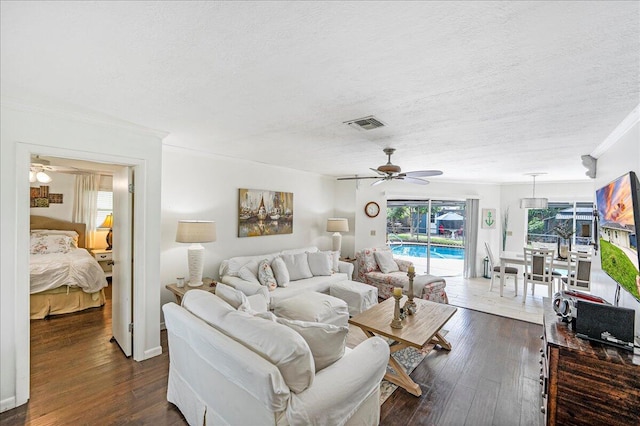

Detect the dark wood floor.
xmin=1 ymin=295 xmax=544 ymax=426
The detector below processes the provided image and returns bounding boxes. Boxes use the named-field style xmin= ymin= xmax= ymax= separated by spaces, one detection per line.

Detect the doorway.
xmin=14 ymin=143 xmax=150 ymax=408
xmin=387 ymin=199 xmax=466 ymax=277
xmin=28 ymin=154 xmax=133 ymax=356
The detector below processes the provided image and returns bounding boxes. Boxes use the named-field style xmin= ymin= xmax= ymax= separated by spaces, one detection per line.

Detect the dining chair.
xmin=485 ymin=242 xmax=519 ymax=295
xmin=522 ymin=247 xmax=556 ymax=302
xmin=562 ymin=251 xmax=592 ymax=291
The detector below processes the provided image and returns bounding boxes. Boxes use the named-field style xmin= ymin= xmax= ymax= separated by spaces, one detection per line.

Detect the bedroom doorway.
xmin=28 ymin=155 xmax=134 ymax=356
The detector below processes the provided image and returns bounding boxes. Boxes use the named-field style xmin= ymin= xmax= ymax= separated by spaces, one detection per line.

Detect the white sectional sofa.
xmin=219 ymin=246 xmax=355 ymax=309
xmin=163 ymin=289 xmax=389 ymax=425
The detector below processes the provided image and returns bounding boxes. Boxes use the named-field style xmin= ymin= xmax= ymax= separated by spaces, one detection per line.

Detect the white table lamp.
xmin=326 ymin=218 xmax=349 ymax=253
xmin=176 ymin=220 xmax=216 ymax=287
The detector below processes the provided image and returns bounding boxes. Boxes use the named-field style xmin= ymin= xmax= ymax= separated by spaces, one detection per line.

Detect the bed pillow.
xmin=257 ymin=259 xmax=278 ymax=291
xmin=374 ymin=250 xmax=399 ymax=273
xmin=307 ymin=251 xmax=333 ymax=276
xmin=31 ymin=229 xmax=80 ymax=247
xmin=281 ymin=253 xmax=313 ymax=281
xmin=276 ymin=317 xmax=348 ymax=371
xmin=271 ymin=256 xmax=290 ymax=287
xmin=30 ymin=234 xmax=75 ymax=254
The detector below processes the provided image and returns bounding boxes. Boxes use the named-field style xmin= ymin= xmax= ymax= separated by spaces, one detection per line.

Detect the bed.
xmin=30 ymin=215 xmax=108 ymax=319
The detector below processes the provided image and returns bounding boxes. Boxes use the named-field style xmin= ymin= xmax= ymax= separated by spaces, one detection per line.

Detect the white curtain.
xmin=463 ymin=199 xmax=480 ymax=278
xmin=73 ymin=174 xmax=99 ymax=248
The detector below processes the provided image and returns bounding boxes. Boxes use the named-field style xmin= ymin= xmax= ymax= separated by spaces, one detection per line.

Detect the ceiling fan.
xmin=30 ymin=155 xmax=79 ymax=183
xmin=337 ymin=148 xmax=443 ymax=186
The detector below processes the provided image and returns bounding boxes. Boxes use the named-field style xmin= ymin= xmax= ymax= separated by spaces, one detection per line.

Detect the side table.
xmin=166 ymin=278 xmax=216 ymax=304
xmin=90 ymin=248 xmax=113 ymax=278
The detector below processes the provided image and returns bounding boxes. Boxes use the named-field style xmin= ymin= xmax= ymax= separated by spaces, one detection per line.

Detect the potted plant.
xmin=553 ymin=224 xmax=574 ymax=259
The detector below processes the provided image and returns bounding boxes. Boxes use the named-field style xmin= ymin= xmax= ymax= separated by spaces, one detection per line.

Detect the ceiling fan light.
xmin=29 ymin=171 xmax=37 ymax=183
xmin=36 ymin=171 xmax=52 ymax=183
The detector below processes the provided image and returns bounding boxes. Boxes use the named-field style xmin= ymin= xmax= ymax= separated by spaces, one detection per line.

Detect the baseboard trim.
xmin=144 ymin=345 xmax=162 ymax=359
xmin=0 ymin=396 xmax=17 ymax=413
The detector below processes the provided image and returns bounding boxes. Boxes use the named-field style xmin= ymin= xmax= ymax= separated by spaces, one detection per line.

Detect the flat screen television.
xmin=595 ymin=171 xmax=640 ymax=303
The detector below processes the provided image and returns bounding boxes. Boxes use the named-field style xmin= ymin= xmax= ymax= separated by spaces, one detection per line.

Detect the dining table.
xmin=498 ymin=250 xmax=569 ymax=297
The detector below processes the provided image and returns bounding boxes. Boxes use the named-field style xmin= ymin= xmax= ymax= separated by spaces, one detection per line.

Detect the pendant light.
xmin=520 ymin=173 xmax=548 ymax=209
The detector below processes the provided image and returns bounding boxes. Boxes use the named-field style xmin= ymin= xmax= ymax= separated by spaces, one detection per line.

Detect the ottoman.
xmin=330 ymin=280 xmax=378 ymax=316
xmin=273 ymin=292 xmax=349 ymax=327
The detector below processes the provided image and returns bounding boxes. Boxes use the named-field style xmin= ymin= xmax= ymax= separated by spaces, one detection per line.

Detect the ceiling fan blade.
xmin=337 ymin=176 xmax=379 ymax=181
xmin=401 ymin=176 xmax=430 ymax=185
xmin=370 ymin=167 xmax=386 ymax=176
xmin=402 ymin=170 xmax=443 ymax=178
xmin=370 ymin=179 xmax=386 ymax=187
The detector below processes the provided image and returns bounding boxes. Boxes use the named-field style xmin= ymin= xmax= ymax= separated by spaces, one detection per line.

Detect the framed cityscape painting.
xmin=238 ymin=188 xmax=293 ymax=237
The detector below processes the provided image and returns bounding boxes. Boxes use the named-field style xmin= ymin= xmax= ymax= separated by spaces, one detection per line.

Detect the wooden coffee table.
xmin=349 ymin=296 xmax=457 ymax=396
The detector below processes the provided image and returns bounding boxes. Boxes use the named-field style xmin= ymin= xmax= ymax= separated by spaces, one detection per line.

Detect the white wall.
xmin=0 ymin=103 xmax=163 ymax=412
xmin=29 ymin=171 xmax=75 ymax=220
xmin=159 ymin=146 xmax=339 ymax=317
xmin=590 ymin=120 xmax=640 ymax=337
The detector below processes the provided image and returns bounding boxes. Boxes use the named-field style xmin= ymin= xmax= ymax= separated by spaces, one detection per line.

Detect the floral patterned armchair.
xmin=355 ymin=247 xmax=448 ymax=304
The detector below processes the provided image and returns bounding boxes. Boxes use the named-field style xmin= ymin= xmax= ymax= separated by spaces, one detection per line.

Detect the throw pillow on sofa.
xmin=271 ymin=256 xmax=290 ymax=287
xmin=238 ymin=260 xmax=260 ymax=284
xmin=281 ymin=252 xmax=313 ymax=281
xmin=215 ymin=283 xmax=252 ymax=311
xmin=276 ymin=317 xmax=348 ymax=372
xmin=257 ymin=259 xmax=277 ymax=291
xmin=307 ymin=251 xmax=333 ymax=276
xmin=321 ymin=250 xmax=340 ymax=272
xmin=374 ymin=250 xmax=399 ymax=273
xmin=221 ymin=310 xmax=315 ymax=393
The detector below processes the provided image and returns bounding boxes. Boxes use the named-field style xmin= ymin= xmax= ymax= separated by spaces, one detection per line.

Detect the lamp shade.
xmin=176 ymin=220 xmax=217 ymax=243
xmin=326 ymin=218 xmax=349 ymax=233
xmin=520 ymin=198 xmax=548 ymax=209
xmin=520 ymin=173 xmax=548 ymax=209
xmin=100 ymin=213 xmax=113 ymax=228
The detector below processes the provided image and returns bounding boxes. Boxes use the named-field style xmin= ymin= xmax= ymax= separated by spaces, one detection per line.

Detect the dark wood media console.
xmin=541 ymin=298 xmax=640 ymax=425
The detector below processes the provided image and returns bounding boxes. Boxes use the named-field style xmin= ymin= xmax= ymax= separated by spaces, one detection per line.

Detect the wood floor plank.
xmin=1 ymin=294 xmax=544 ymax=426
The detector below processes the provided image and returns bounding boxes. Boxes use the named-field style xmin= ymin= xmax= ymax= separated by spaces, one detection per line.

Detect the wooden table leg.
xmin=429 ymin=331 xmax=452 ymax=351
xmin=362 ymin=329 xmax=423 ymax=397
xmin=384 ymin=349 xmax=422 ymax=397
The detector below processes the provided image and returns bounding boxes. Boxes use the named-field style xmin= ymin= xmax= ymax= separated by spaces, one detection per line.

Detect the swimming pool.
xmin=391 ymin=244 xmax=465 ymax=260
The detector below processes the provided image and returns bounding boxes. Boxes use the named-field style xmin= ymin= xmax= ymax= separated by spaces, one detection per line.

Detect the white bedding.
xmin=30 ymin=248 xmax=108 ymax=294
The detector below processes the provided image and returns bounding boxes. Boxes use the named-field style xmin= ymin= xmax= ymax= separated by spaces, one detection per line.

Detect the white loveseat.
xmin=219 ymin=246 xmax=354 ymax=309
xmin=163 ymin=290 xmax=389 ymax=426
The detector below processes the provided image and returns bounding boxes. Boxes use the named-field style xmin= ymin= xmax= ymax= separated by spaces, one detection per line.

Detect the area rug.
xmin=378 ymin=330 xmax=447 ymax=405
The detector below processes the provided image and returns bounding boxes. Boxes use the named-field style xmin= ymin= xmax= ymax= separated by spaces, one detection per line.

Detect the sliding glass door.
xmin=386 ymin=199 xmax=466 ymax=277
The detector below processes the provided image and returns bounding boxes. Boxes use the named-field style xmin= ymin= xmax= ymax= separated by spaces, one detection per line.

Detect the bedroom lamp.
xmin=326 ymin=218 xmax=349 ymax=253
xmin=176 ymin=220 xmax=217 ymax=287
xmin=100 ymin=213 xmax=114 ymax=250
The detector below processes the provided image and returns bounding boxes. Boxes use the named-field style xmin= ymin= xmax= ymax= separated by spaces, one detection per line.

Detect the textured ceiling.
xmin=2 ymin=1 xmax=639 ymax=183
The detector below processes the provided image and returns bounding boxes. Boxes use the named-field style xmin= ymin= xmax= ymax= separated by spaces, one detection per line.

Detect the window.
xmin=526 ymin=202 xmax=594 ymax=251
xmin=96 ymin=175 xmax=113 ymax=229
xmin=96 ymin=191 xmax=113 ymax=229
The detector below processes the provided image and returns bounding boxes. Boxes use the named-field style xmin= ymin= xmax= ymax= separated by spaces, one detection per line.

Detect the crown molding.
xmin=590 ymin=104 xmax=640 ymax=158
xmin=1 ymin=96 xmax=169 ymax=140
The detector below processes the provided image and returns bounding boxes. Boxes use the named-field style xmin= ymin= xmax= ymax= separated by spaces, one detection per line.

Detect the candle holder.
xmin=404 ymin=268 xmax=417 ymax=315
xmin=390 ymin=293 xmax=403 ymax=329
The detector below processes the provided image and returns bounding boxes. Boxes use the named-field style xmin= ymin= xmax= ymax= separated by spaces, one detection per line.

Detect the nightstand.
xmin=166 ymin=278 xmax=217 ymax=304
xmin=90 ymin=248 xmax=113 ymax=278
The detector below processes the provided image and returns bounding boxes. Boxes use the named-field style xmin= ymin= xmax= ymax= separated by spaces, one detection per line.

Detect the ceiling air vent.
xmin=344 ymin=115 xmax=385 ymax=131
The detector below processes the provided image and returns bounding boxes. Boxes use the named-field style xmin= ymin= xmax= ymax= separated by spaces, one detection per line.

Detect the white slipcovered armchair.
xmin=163 ymin=290 xmax=390 ymax=425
